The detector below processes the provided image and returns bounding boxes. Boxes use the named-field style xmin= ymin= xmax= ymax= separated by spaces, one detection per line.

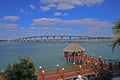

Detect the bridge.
xmin=7 ymin=36 xmax=114 ymax=43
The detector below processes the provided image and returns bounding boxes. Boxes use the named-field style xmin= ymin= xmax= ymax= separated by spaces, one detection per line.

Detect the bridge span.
xmin=8 ymin=36 xmax=114 ymax=43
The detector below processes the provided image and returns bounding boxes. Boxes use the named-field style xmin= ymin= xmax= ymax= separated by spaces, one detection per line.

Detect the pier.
xmin=5 ymin=36 xmax=114 ymax=43
xmin=37 ymin=53 xmax=102 ymax=80
xmin=37 ymin=53 xmax=120 ymax=80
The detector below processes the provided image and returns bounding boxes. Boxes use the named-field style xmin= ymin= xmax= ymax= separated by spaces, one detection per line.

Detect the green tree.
xmin=5 ymin=56 xmax=37 ymax=80
xmin=112 ymin=19 xmax=120 ymax=52
xmin=94 ymin=70 xmax=112 ymax=80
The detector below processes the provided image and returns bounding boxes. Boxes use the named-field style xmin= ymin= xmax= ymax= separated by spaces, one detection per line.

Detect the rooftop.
xmin=63 ymin=43 xmax=85 ymax=52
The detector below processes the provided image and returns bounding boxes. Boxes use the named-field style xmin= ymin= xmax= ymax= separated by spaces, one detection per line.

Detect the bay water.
xmin=0 ymin=42 xmax=120 ymax=71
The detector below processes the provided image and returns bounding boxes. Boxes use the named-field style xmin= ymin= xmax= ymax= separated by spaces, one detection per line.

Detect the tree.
xmin=94 ymin=70 xmax=112 ymax=80
xmin=112 ymin=19 xmax=120 ymax=52
xmin=5 ymin=56 xmax=37 ymax=80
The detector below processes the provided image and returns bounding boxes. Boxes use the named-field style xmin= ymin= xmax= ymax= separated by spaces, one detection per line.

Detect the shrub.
xmin=94 ymin=70 xmax=112 ymax=80
xmin=5 ymin=56 xmax=37 ymax=80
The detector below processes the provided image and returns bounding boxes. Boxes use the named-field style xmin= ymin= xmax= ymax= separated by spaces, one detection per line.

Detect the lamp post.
xmin=1 ymin=70 xmax=5 ymax=80
xmin=95 ymin=63 xmax=98 ymax=77
xmin=42 ymin=70 xmax=45 ymax=80
xmin=62 ymin=68 xmax=64 ymax=80
xmin=73 ymin=62 xmax=76 ymax=72
xmin=87 ymin=61 xmax=90 ymax=69
xmin=109 ymin=58 xmax=112 ymax=72
xmin=119 ymin=60 xmax=120 ymax=68
xmin=56 ymin=65 xmax=60 ymax=74
xmin=101 ymin=60 xmax=103 ymax=70
xmin=79 ymin=65 xmax=82 ymax=75
xmin=76 ymin=75 xmax=83 ymax=80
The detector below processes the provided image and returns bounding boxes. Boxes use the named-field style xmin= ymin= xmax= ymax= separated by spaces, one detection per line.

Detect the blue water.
xmin=0 ymin=42 xmax=120 ymax=71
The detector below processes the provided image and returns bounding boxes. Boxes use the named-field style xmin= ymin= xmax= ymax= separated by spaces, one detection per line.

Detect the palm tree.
xmin=112 ymin=19 xmax=120 ymax=52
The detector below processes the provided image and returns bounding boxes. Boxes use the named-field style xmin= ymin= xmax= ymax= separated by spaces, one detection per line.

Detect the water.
xmin=0 ymin=42 xmax=120 ymax=71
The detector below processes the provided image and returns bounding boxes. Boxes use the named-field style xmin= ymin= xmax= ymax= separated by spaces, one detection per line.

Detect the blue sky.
xmin=0 ymin=0 xmax=120 ymax=39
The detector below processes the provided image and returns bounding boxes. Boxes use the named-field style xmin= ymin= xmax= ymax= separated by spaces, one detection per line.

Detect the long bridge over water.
xmin=6 ymin=36 xmax=114 ymax=43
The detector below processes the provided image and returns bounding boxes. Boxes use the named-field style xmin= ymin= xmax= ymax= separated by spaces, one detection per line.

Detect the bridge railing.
xmin=44 ymin=67 xmax=57 ymax=75
xmin=103 ymin=59 xmax=119 ymax=65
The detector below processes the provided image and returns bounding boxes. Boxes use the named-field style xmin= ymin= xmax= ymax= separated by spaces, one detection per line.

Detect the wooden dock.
xmin=37 ymin=53 xmax=120 ymax=80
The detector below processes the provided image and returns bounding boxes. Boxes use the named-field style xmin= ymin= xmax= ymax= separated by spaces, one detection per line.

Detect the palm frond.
xmin=112 ymin=19 xmax=120 ymax=53
xmin=112 ymin=37 xmax=120 ymax=53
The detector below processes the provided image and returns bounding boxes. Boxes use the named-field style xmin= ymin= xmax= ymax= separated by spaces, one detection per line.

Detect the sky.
xmin=0 ymin=0 xmax=120 ymax=40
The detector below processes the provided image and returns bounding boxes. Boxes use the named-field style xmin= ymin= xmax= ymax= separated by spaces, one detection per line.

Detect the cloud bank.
xmin=2 ymin=16 xmax=20 ymax=21
xmin=40 ymin=0 xmax=104 ymax=11
xmin=0 ymin=23 xmax=17 ymax=29
xmin=31 ymin=18 xmax=112 ymax=28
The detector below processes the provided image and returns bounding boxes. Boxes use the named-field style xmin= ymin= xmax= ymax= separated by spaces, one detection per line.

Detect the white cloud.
xmin=54 ymin=12 xmax=62 ymax=16
xmin=40 ymin=0 xmax=104 ymax=11
xmin=30 ymin=26 xmax=69 ymax=31
xmin=20 ymin=8 xmax=32 ymax=15
xmin=57 ymin=3 xmax=75 ymax=10
xmin=30 ymin=4 xmax=35 ymax=9
xmin=30 ymin=27 xmax=50 ymax=30
xmin=2 ymin=16 xmax=19 ymax=21
xmin=31 ymin=18 xmax=62 ymax=26
xmin=31 ymin=18 xmax=112 ymax=28
xmin=40 ymin=3 xmax=56 ymax=11
xmin=62 ymin=18 xmax=112 ymax=27
xmin=8 ymin=29 xmax=30 ymax=33
xmin=53 ymin=28 xmax=69 ymax=31
xmin=0 ymin=23 xmax=17 ymax=29
xmin=54 ymin=12 xmax=69 ymax=16
xmin=40 ymin=6 xmax=50 ymax=11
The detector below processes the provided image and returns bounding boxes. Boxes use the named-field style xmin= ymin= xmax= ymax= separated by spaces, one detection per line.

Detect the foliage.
xmin=94 ymin=70 xmax=112 ymax=80
xmin=112 ymin=19 xmax=120 ymax=52
xmin=5 ymin=56 xmax=37 ymax=80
